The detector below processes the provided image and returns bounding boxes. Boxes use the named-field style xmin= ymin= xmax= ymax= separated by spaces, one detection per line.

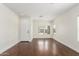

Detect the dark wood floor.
xmin=0 ymin=38 xmax=79 ymax=56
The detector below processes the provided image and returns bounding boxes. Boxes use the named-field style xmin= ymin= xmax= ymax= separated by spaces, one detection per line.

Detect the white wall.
xmin=53 ymin=5 xmax=79 ymax=52
xmin=0 ymin=4 xmax=19 ymax=54
xmin=20 ymin=17 xmax=32 ymax=41
xmin=33 ymin=20 xmax=53 ymax=38
xmin=77 ymin=17 xmax=79 ymax=42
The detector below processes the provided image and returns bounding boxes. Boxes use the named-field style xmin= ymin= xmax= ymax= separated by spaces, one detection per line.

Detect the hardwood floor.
xmin=0 ymin=38 xmax=79 ymax=56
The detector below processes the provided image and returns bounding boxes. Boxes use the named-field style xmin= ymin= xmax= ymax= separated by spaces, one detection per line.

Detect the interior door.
xmin=20 ymin=18 xmax=31 ymax=41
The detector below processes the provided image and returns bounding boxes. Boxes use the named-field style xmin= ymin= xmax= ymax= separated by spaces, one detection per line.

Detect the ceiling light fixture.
xmin=40 ymin=16 xmax=43 ymax=17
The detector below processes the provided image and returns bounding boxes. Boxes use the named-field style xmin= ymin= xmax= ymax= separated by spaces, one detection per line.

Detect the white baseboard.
xmin=53 ymin=37 xmax=79 ymax=53
xmin=0 ymin=41 xmax=20 ymax=54
xmin=20 ymin=38 xmax=33 ymax=42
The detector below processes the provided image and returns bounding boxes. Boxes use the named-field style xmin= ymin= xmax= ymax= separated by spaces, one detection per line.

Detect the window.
xmin=53 ymin=24 xmax=56 ymax=35
xmin=38 ymin=25 xmax=50 ymax=35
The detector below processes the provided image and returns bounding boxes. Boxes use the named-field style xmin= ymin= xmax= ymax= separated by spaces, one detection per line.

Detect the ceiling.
xmin=4 ymin=3 xmax=78 ymax=21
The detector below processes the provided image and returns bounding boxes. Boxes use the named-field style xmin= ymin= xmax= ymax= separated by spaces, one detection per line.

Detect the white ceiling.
xmin=4 ymin=3 xmax=78 ymax=21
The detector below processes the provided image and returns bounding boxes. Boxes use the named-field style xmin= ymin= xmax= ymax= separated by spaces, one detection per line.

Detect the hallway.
xmin=0 ymin=3 xmax=79 ymax=56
